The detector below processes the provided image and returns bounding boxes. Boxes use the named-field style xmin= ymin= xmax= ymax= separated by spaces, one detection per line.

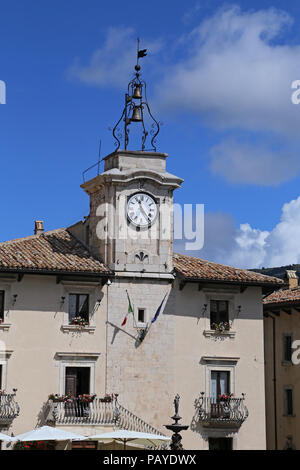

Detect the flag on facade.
xmin=151 ymin=294 xmax=167 ymax=324
xmin=121 ymin=291 xmax=133 ymax=326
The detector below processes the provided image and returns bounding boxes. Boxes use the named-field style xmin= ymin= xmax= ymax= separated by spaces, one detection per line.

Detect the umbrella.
xmin=86 ymin=429 xmax=170 ymax=450
xmin=14 ymin=425 xmax=85 ymax=442
xmin=0 ymin=432 xmax=16 ymax=442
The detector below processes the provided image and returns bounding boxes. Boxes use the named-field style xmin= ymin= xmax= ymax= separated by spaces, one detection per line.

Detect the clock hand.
xmin=138 ymin=201 xmax=151 ymax=222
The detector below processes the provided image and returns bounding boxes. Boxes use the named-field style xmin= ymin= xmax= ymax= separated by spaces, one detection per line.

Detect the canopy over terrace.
xmin=86 ymin=429 xmax=171 ymax=450
xmin=14 ymin=425 xmax=84 ymax=442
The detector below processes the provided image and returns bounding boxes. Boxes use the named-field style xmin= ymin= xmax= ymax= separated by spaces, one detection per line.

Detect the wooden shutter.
xmin=65 ymin=369 xmax=77 ymax=396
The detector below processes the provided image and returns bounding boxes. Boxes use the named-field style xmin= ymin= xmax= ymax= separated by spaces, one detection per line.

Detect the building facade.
xmin=264 ymin=270 xmax=300 ymax=450
xmin=0 ymin=146 xmax=283 ymax=450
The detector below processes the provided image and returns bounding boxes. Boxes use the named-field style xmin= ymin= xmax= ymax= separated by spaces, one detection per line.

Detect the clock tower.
xmin=81 ymin=42 xmax=183 ymax=276
xmin=82 ymin=149 xmax=182 ymax=275
xmin=80 ymin=40 xmax=182 ymax=428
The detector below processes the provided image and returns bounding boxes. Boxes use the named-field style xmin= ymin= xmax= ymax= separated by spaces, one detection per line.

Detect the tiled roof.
xmin=0 ymin=229 xmax=285 ymax=285
xmin=0 ymin=228 xmax=111 ymax=275
xmin=173 ymin=253 xmax=283 ymax=286
xmin=263 ymin=287 xmax=300 ymax=307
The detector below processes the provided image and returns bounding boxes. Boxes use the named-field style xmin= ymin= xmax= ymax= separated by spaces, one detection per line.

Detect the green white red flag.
xmin=121 ymin=291 xmax=133 ymax=326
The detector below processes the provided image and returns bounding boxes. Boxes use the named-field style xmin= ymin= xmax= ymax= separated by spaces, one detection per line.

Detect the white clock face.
xmin=127 ymin=193 xmax=157 ymax=227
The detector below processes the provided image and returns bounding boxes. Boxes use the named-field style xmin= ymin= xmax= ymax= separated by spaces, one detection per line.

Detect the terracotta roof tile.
xmin=263 ymin=287 xmax=300 ymax=306
xmin=0 ymin=230 xmax=285 ymax=285
xmin=0 ymin=228 xmax=111 ymax=275
xmin=173 ymin=253 xmax=283 ymax=286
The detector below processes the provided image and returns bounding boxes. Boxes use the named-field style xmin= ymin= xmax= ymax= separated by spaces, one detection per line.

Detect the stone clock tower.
xmin=80 ymin=43 xmax=182 ymax=430
xmin=81 ymin=43 xmax=182 ymax=276
xmin=81 ymin=149 xmax=182 ymax=275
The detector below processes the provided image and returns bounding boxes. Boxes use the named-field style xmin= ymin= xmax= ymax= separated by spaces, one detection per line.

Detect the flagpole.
xmin=136 ymin=37 xmax=140 ymax=68
xmin=126 ymin=289 xmax=137 ymax=328
xmin=142 ymin=292 xmax=168 ymax=340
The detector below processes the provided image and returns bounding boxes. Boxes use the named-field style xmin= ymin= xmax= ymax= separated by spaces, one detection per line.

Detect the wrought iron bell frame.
xmin=112 ymin=47 xmax=160 ymax=152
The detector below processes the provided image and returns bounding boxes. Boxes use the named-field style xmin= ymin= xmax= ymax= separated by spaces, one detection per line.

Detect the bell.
xmin=131 ymin=106 xmax=142 ymax=122
xmin=132 ymin=85 xmax=142 ymax=99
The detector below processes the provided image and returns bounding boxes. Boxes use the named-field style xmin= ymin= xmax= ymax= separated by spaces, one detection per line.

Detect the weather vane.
xmin=112 ymin=38 xmax=160 ymax=152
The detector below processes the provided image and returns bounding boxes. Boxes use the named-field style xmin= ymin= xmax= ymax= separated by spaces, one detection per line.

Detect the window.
xmin=0 ymin=291 xmax=4 ymax=322
xmin=283 ymin=334 xmax=292 ymax=362
xmin=138 ymin=308 xmax=145 ymax=323
xmin=285 ymin=388 xmax=294 ymax=416
xmin=209 ymin=438 xmax=232 ymax=450
xmin=210 ymin=371 xmax=231 ymax=419
xmin=65 ymin=367 xmax=91 ymax=418
xmin=68 ymin=294 xmax=89 ymax=324
xmin=65 ymin=367 xmax=90 ymax=396
xmin=211 ymin=371 xmax=230 ymax=402
xmin=210 ymin=300 xmax=229 ymax=329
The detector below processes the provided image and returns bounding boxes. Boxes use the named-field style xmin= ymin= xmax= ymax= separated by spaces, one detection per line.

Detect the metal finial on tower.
xmin=112 ymin=38 xmax=160 ymax=152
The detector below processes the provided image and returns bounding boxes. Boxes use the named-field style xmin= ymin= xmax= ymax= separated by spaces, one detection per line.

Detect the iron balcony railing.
xmin=197 ymin=393 xmax=248 ymax=427
xmin=0 ymin=391 xmax=20 ymax=427
xmin=46 ymin=398 xmax=161 ymax=435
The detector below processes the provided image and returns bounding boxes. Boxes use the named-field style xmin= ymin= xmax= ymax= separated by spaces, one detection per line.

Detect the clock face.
xmin=127 ymin=192 xmax=157 ymax=227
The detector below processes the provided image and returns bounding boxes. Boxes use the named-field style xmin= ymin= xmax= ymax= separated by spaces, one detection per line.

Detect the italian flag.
xmin=121 ymin=291 xmax=133 ymax=326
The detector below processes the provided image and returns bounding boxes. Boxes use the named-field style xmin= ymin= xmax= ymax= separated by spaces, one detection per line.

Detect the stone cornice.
xmin=115 ymin=271 xmax=175 ymax=280
xmin=81 ymin=169 xmax=183 ymax=194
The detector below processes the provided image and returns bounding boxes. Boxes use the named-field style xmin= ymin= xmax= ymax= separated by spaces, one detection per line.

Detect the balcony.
xmin=45 ymin=397 xmax=161 ymax=435
xmin=0 ymin=391 xmax=20 ymax=428
xmin=197 ymin=393 xmax=248 ymax=427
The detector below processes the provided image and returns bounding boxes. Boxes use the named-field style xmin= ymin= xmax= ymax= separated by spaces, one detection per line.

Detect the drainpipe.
xmin=267 ymin=313 xmax=278 ymax=450
xmin=105 ymin=283 xmax=109 ymax=394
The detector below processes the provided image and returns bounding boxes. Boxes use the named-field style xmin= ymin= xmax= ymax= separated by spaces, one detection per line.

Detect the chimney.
xmin=34 ymin=220 xmax=44 ymax=235
xmin=284 ymin=270 xmax=298 ymax=289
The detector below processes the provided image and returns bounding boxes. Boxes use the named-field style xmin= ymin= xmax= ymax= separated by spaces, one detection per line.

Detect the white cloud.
xmin=210 ymin=138 xmax=300 ymax=185
xmin=157 ymin=5 xmax=300 ymax=136
xmin=68 ymin=6 xmax=300 ymax=186
xmin=68 ymin=27 xmax=163 ymax=88
xmin=264 ymin=196 xmax=300 ymax=266
xmin=155 ymin=5 xmax=300 ymax=185
xmin=231 ymin=223 xmax=269 ymax=268
xmin=175 ymin=195 xmax=300 ymax=269
xmin=68 ymin=27 xmax=135 ymax=88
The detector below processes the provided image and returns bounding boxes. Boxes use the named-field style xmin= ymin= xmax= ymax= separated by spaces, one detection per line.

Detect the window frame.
xmin=203 ymin=357 xmax=238 ymax=398
xmin=68 ymin=293 xmax=89 ymax=324
xmin=65 ymin=366 xmax=91 ymax=396
xmin=56 ymin=353 xmax=99 ymax=396
xmin=0 ymin=350 xmax=12 ymax=391
xmin=208 ymin=437 xmax=233 ymax=450
xmin=138 ymin=308 xmax=145 ymax=323
xmin=211 ymin=370 xmax=231 ymax=399
xmin=210 ymin=300 xmax=229 ymax=330
xmin=60 ymin=282 xmax=99 ymax=330
xmin=282 ymin=333 xmax=293 ymax=364
xmin=284 ymin=386 xmax=294 ymax=417
xmin=136 ymin=306 xmax=148 ymax=328
xmin=203 ymin=291 xmax=237 ymax=337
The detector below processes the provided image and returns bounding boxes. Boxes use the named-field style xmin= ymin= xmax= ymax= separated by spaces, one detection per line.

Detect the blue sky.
xmin=2 ymin=0 xmax=300 ymax=268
